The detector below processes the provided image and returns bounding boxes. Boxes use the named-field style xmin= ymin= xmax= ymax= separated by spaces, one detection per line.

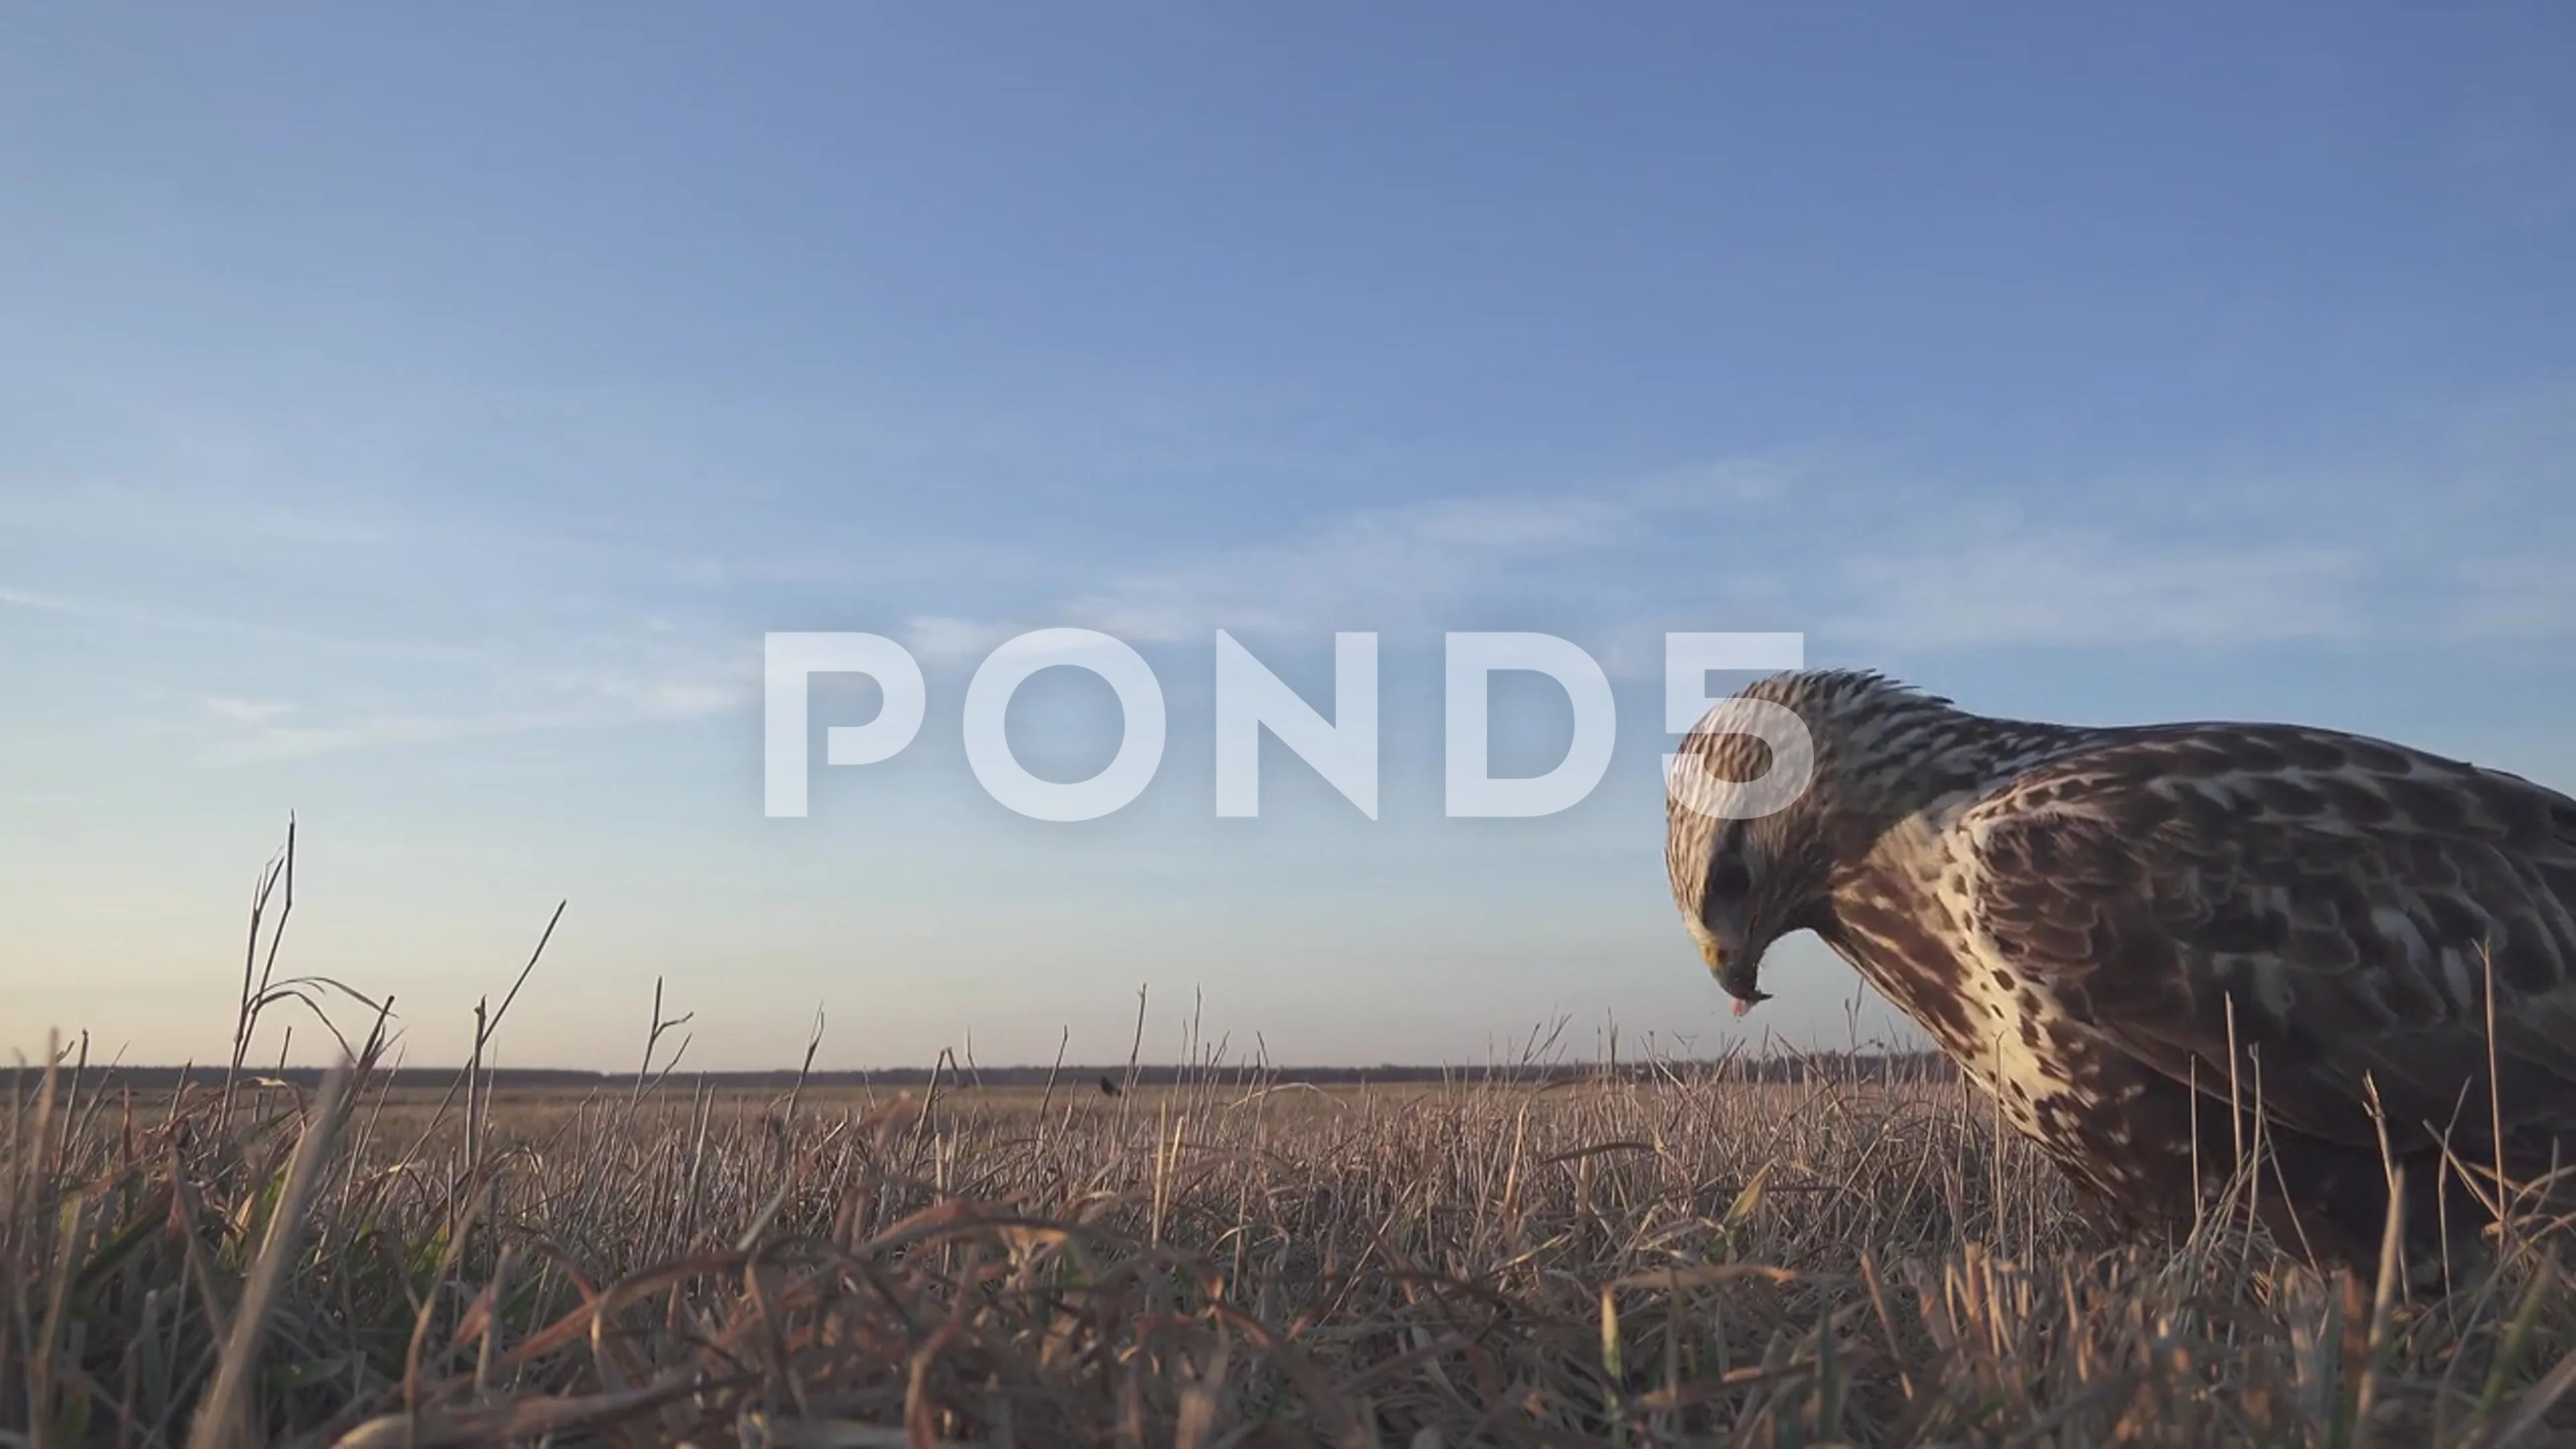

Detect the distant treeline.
xmin=19 ymin=1053 xmax=1958 ymax=1093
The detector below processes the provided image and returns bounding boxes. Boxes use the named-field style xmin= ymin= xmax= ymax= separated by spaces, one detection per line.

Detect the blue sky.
xmin=5 ymin=5 xmax=2573 ymax=1072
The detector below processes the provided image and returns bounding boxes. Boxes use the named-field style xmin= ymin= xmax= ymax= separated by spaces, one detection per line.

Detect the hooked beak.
xmin=1700 ymin=922 xmax=1771 ymax=1015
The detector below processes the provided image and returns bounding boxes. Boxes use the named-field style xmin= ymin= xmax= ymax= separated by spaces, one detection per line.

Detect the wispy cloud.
xmin=201 ymin=705 xmax=522 ymax=763
xmin=1828 ymin=529 xmax=2372 ymax=649
xmin=0 ymin=476 xmax=407 ymax=555
xmin=857 ymin=433 xmax=2566 ymax=665
xmin=1036 ymin=459 xmax=1798 ymax=645
xmin=202 ymin=697 xmax=292 ymax=726
xmin=1 ymin=578 xmax=497 ymax=665
xmin=0 ymin=584 xmax=78 ymax=614
xmin=901 ymin=614 xmax=1034 ymax=665
xmin=23 ymin=381 xmax=2569 ymax=780
xmin=545 ymin=664 xmax=759 ymax=720
xmin=196 ymin=657 xmax=755 ymax=764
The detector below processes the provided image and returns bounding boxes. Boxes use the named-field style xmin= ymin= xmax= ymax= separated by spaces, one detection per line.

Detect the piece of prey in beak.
xmin=1702 ymin=932 xmax=1770 ymax=1017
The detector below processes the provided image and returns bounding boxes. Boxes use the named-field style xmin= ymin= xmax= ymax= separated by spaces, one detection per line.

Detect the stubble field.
xmin=11 ymin=1022 xmax=2576 ymax=1448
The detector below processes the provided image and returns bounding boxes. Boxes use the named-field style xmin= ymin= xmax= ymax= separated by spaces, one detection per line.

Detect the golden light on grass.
xmin=7 ymin=833 xmax=2576 ymax=1444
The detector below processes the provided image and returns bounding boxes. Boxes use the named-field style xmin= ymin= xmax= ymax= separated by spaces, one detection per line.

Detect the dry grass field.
xmin=10 ymin=1011 xmax=2576 ymax=1448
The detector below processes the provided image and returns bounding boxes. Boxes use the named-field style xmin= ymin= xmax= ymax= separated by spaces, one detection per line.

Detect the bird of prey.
xmin=1664 ymin=669 xmax=2576 ymax=1270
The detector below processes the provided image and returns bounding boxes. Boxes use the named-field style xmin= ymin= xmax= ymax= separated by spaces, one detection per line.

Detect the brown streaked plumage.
xmin=1665 ymin=669 xmax=2576 ymax=1270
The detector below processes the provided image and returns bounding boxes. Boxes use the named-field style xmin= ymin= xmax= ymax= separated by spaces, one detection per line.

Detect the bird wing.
xmin=1956 ymin=723 xmax=2576 ymax=1157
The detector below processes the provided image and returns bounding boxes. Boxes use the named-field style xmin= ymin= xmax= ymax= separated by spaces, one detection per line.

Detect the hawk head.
xmin=1666 ymin=670 xmax=1978 ymax=1013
